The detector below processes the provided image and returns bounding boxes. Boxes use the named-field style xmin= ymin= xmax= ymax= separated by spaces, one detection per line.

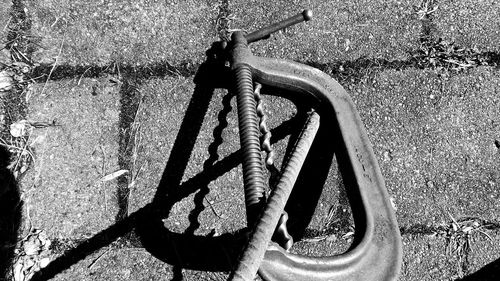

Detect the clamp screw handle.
xmin=245 ymin=9 xmax=313 ymax=43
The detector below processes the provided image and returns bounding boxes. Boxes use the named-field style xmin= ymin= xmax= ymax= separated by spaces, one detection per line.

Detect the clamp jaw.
xmin=221 ymin=10 xmax=402 ymax=281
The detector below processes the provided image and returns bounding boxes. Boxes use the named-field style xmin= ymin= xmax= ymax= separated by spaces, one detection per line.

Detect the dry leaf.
xmin=39 ymin=257 xmax=50 ymax=269
xmin=23 ymin=240 xmax=39 ymax=256
xmin=10 ymin=120 xmax=28 ymax=138
xmin=19 ymin=165 xmax=28 ymax=174
xmin=38 ymin=231 xmax=51 ymax=250
xmin=462 ymin=226 xmax=473 ymax=233
xmin=13 ymin=260 xmax=24 ymax=281
xmin=342 ymin=231 xmax=354 ymax=239
xmin=100 ymin=170 xmax=129 ymax=182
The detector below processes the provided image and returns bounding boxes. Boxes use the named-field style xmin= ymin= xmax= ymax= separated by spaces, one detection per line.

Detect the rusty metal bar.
xmin=229 ymin=111 xmax=320 ymax=281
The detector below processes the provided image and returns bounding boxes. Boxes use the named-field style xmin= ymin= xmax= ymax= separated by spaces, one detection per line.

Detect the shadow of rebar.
xmin=168 ymin=88 xmax=235 ymax=280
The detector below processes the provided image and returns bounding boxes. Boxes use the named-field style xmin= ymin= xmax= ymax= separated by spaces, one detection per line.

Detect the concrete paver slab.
xmin=401 ymin=235 xmax=462 ymax=281
xmin=127 ymin=76 xmax=246 ymax=235
xmin=231 ymin=0 xmax=421 ymax=62
xmin=347 ymin=67 xmax=500 ymax=226
xmin=435 ymin=0 xmax=500 ymax=51
xmin=27 ymin=0 xmax=220 ymax=66
xmin=23 ymin=78 xmax=121 ymax=239
xmin=466 ymin=231 xmax=500 ymax=279
xmin=46 ymin=247 xmax=174 ymax=281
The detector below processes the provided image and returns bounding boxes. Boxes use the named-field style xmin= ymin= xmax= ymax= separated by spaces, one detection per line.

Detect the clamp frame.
xmin=227 ymin=27 xmax=402 ymax=281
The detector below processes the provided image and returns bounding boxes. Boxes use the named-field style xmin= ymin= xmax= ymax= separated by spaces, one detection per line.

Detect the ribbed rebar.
xmin=254 ymin=83 xmax=293 ymax=250
xmin=274 ymin=211 xmax=293 ymax=250
xmin=253 ymin=83 xmax=275 ymax=168
xmin=233 ymin=64 xmax=267 ymax=226
xmin=228 ymin=111 xmax=320 ymax=281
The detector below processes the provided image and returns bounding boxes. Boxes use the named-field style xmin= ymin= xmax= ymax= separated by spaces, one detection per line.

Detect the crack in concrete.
xmin=30 ymin=60 xmax=197 ymax=81
xmin=400 ymin=218 xmax=500 ymax=277
xmin=6 ymin=0 xmax=33 ymax=62
xmin=2 ymin=0 xmax=32 ymax=136
xmin=0 ymin=1 xmax=33 ymax=279
xmin=115 ymin=78 xmax=142 ymax=222
xmin=215 ymin=0 xmax=231 ymax=41
xmin=418 ymin=0 xmax=440 ymax=45
xmin=399 ymin=221 xmax=500 ymax=236
xmin=300 ymin=219 xmax=500 ymax=240
xmin=44 ymin=218 xmax=500 ymax=250
xmin=25 ymin=49 xmax=500 ymax=85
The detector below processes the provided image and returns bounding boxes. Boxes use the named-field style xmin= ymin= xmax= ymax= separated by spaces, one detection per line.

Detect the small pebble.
xmin=426 ymin=181 xmax=434 ymax=189
xmin=383 ymin=150 xmax=392 ymax=161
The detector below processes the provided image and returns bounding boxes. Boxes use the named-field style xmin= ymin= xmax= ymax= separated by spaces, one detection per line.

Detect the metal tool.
xmin=220 ymin=9 xmax=402 ymax=281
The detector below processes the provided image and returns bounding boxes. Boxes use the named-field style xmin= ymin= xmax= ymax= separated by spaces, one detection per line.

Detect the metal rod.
xmin=233 ymin=64 xmax=267 ymax=226
xmin=245 ymin=10 xmax=313 ymax=43
xmin=228 ymin=111 xmax=320 ymax=281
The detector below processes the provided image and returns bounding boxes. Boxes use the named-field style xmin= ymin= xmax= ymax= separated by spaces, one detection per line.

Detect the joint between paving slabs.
xmin=2 ymin=0 xmax=32 ymax=135
xmin=417 ymin=0 xmax=440 ymax=44
xmin=1 ymin=1 xmax=42 ymax=281
xmin=401 ymin=217 xmax=500 ymax=277
xmin=215 ymin=0 xmax=231 ymax=41
xmin=115 ymin=77 xmax=144 ymax=222
xmin=30 ymin=61 xmax=197 ymax=83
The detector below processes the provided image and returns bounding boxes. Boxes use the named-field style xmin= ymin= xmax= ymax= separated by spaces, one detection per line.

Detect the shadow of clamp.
xmin=219 ymin=9 xmax=402 ymax=281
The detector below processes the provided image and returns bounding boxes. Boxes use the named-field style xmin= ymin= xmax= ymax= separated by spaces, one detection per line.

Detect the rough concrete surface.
xmin=42 ymin=246 xmax=174 ymax=281
xmin=0 ymin=0 xmax=499 ymax=280
xmin=401 ymin=235 xmax=462 ymax=280
xmin=348 ymin=67 xmax=500 ymax=226
xmin=26 ymin=0 xmax=220 ymax=66
xmin=466 ymin=233 xmax=500 ymax=278
xmin=434 ymin=0 xmax=500 ymax=51
xmin=24 ymin=78 xmax=121 ymax=239
xmin=1 ymin=0 xmax=11 ymax=43
xmin=231 ymin=0 xmax=421 ymax=62
xmin=126 ymin=77 xmax=249 ymax=235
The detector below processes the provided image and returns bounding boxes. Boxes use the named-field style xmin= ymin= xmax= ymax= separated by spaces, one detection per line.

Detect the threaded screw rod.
xmin=228 ymin=111 xmax=320 ymax=281
xmin=233 ymin=64 xmax=267 ymax=227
